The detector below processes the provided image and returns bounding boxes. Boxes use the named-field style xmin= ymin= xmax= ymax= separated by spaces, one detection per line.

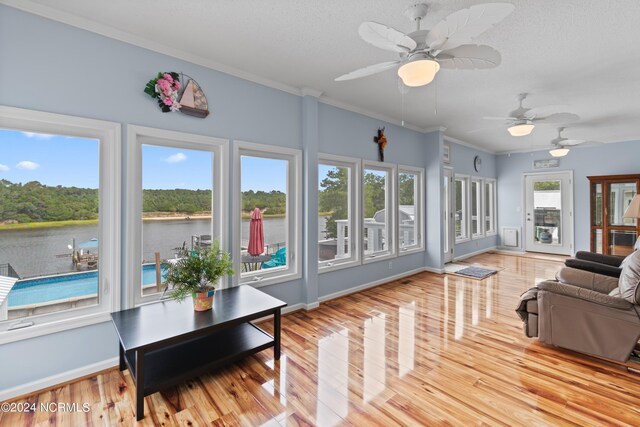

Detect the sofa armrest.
xmin=565 ymin=258 xmax=622 ymax=278
xmin=574 ymin=251 xmax=625 ymax=267
xmin=537 ymin=281 xmax=632 ymax=310
xmin=555 ymin=267 xmax=619 ymax=293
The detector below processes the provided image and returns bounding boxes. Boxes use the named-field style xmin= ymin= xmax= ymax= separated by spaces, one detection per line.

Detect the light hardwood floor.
xmin=3 ymin=252 xmax=640 ymax=426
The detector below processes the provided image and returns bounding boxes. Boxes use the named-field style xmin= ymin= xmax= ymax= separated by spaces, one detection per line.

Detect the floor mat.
xmin=453 ymin=266 xmax=499 ymax=279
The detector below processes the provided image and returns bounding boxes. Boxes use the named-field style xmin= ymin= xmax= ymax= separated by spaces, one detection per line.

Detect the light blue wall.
xmin=445 ymin=139 xmax=499 ymax=258
xmin=496 ymin=140 xmax=640 ymax=252
xmin=0 ymin=5 xmax=444 ymax=392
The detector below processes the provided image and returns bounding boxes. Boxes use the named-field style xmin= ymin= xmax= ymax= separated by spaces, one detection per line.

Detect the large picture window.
xmin=398 ymin=166 xmax=424 ymax=254
xmin=0 ymin=107 xmax=120 ymax=343
xmin=318 ymin=154 xmax=360 ymax=270
xmin=127 ymin=126 xmax=227 ymax=306
xmin=234 ymin=142 xmax=301 ymax=286
xmin=455 ymin=175 xmax=469 ymax=242
xmin=363 ymin=161 xmax=396 ymax=261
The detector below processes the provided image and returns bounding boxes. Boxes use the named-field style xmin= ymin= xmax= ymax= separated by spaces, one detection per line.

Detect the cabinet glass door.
xmin=608 ymin=182 xmax=636 ymax=226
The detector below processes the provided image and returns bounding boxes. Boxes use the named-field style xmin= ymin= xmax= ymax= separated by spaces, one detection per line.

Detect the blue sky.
xmin=0 ymin=130 xmax=99 ymax=187
xmin=1 ymin=130 xmax=287 ymax=191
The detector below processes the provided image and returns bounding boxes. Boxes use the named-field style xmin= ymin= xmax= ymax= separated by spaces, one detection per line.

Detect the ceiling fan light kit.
xmin=397 ymin=57 xmax=440 ymax=87
xmin=549 ymin=147 xmax=570 ymax=157
xmin=507 ymin=122 xmax=535 ymax=137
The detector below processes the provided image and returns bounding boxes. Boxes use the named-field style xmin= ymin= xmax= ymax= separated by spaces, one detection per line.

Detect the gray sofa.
xmin=517 ymin=250 xmax=640 ymax=362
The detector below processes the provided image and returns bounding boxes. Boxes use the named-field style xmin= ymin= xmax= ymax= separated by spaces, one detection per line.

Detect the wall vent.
xmin=502 ymin=227 xmax=519 ymax=247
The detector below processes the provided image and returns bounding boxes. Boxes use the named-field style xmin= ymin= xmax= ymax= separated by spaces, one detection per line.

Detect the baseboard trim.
xmin=317 ymin=267 xmax=426 ymax=303
xmin=453 ymin=246 xmax=497 ymax=262
xmin=423 ymin=266 xmax=445 ymax=274
xmin=494 ymin=247 xmax=526 ymax=255
xmin=1 ymin=357 xmax=119 ymax=402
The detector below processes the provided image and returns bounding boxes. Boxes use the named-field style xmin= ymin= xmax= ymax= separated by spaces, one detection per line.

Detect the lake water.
xmin=0 ymin=216 xmax=328 ymax=278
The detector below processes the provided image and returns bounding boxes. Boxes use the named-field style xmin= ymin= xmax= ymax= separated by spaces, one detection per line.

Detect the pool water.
xmin=8 ymin=264 xmax=167 ymax=307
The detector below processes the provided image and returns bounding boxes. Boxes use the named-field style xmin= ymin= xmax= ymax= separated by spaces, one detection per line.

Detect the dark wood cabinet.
xmin=588 ymin=174 xmax=640 ymax=256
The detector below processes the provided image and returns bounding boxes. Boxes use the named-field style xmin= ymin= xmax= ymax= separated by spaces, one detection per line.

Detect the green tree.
xmin=364 ymin=172 xmax=386 ymax=218
xmin=319 ymin=167 xmax=349 ymax=238
xmin=399 ymin=173 xmax=415 ymax=206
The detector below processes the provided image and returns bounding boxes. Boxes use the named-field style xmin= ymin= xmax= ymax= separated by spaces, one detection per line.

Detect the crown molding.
xmin=301 ymin=88 xmax=323 ymax=98
xmin=318 ymin=97 xmax=426 ymax=133
xmin=424 ymin=126 xmax=447 ymax=134
xmin=444 ymin=135 xmax=497 ymax=155
xmin=1 ymin=0 xmax=302 ymax=96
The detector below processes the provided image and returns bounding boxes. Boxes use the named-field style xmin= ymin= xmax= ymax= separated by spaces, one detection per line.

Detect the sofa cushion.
xmin=619 ymin=250 xmax=640 ymax=304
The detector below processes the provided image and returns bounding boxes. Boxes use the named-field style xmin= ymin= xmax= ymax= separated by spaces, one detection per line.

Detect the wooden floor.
xmin=3 ymin=252 xmax=640 ymax=426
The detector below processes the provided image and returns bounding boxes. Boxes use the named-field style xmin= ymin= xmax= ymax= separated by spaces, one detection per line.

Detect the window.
xmin=318 ymin=154 xmax=360 ymax=270
xmin=485 ymin=179 xmax=497 ymax=235
xmin=398 ymin=166 xmax=424 ymax=254
xmin=234 ymin=141 xmax=301 ymax=286
xmin=455 ymin=175 xmax=469 ymax=242
xmin=127 ymin=126 xmax=227 ymax=306
xmin=471 ymin=178 xmax=484 ymax=238
xmin=0 ymin=107 xmax=120 ymax=343
xmin=363 ymin=161 xmax=396 ymax=261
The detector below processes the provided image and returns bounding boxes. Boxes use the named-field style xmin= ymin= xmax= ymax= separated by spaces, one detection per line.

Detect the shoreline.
xmin=0 ymin=212 xmax=332 ymax=231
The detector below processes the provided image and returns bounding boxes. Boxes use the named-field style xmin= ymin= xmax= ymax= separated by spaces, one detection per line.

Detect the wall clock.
xmin=474 ymin=155 xmax=482 ymax=172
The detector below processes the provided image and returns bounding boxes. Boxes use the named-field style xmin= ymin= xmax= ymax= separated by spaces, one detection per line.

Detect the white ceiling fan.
xmin=548 ymin=127 xmax=603 ymax=157
xmin=479 ymin=93 xmax=580 ymax=136
xmin=335 ymin=3 xmax=515 ymax=87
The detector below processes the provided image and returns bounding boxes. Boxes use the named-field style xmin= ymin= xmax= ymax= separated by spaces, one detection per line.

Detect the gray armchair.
xmin=517 ymin=251 xmax=640 ymax=362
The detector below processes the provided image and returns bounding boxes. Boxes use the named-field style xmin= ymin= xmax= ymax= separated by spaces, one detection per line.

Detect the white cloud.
xmin=16 ymin=161 xmax=40 ymax=170
xmin=21 ymin=132 xmax=54 ymax=140
xmin=164 ymin=152 xmax=187 ymax=163
xmin=0 ymin=164 xmax=9 ymax=172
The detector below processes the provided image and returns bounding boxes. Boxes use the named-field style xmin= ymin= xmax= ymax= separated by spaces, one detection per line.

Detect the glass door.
xmin=524 ymin=172 xmax=573 ymax=255
xmin=606 ymin=181 xmax=637 ymax=256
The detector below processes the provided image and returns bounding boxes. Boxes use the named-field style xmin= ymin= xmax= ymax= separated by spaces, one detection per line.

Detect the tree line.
xmin=0 ymin=180 xmax=287 ymax=223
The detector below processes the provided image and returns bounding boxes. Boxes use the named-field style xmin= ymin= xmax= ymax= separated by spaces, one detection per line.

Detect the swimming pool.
xmin=8 ymin=264 xmax=167 ymax=307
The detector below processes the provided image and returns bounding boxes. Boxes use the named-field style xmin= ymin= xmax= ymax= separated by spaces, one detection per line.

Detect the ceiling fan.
xmin=547 ymin=127 xmax=603 ymax=157
xmin=480 ymin=93 xmax=580 ymax=136
xmin=335 ymin=3 xmax=515 ymax=87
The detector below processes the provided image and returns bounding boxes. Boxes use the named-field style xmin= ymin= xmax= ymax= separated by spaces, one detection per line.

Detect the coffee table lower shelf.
xmin=123 ymin=322 xmax=273 ymax=396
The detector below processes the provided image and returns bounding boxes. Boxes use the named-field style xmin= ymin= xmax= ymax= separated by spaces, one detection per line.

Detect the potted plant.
xmin=164 ymin=242 xmax=234 ymax=311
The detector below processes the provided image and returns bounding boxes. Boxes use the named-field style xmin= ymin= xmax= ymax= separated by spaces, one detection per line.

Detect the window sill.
xmin=318 ymin=259 xmax=360 ymax=274
xmin=398 ymin=246 xmax=424 ymax=256
xmin=363 ymin=252 xmax=396 ymax=264
xmin=0 ymin=311 xmax=112 ymax=345
xmin=238 ymin=270 xmax=302 ymax=288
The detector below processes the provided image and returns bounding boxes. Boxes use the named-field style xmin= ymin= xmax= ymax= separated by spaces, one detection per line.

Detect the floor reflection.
xmin=363 ymin=312 xmax=386 ymax=402
xmin=317 ymin=328 xmax=349 ymax=425
xmin=398 ymin=301 xmax=416 ymax=377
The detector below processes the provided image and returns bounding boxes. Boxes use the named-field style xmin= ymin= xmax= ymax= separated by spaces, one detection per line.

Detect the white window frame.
xmin=362 ymin=160 xmax=397 ymax=263
xmin=0 ymin=106 xmax=120 ymax=344
xmin=318 ymin=154 xmax=361 ymax=273
xmin=397 ymin=165 xmax=425 ymax=255
xmin=126 ymin=125 xmax=228 ymax=307
xmin=484 ymin=178 xmax=497 ymax=236
xmin=455 ymin=174 xmax=470 ymax=243
xmin=233 ymin=141 xmax=302 ymax=287
xmin=471 ymin=178 xmax=484 ymax=239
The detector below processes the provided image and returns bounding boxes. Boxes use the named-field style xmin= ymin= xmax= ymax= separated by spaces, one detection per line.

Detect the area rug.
xmin=453 ymin=266 xmax=499 ymax=279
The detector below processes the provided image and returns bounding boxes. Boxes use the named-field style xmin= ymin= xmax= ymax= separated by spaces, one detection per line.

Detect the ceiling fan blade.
xmin=358 ymin=22 xmax=417 ymax=53
xmin=482 ymin=116 xmax=515 ymax=121
xmin=534 ymin=112 xmax=580 ymax=124
xmin=562 ymin=139 xmax=603 ymax=146
xmin=437 ymin=44 xmax=501 ymax=69
xmin=425 ymin=3 xmax=515 ymax=53
xmin=334 ymin=61 xmax=401 ymax=81
xmin=525 ymin=105 xmax=570 ymax=119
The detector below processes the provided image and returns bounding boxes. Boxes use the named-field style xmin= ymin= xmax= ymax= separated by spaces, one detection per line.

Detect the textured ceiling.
xmin=8 ymin=0 xmax=640 ymax=153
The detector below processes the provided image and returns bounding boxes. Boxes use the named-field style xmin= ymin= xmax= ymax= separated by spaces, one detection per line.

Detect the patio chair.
xmin=262 ymin=247 xmax=286 ymax=269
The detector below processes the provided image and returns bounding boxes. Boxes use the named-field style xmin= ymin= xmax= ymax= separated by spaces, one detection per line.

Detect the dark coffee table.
xmin=110 ymin=285 xmax=286 ymax=420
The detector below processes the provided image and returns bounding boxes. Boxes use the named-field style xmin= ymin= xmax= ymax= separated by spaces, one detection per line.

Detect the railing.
xmin=0 ymin=263 xmax=20 ymax=279
xmin=335 ymin=219 xmax=417 ymax=255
